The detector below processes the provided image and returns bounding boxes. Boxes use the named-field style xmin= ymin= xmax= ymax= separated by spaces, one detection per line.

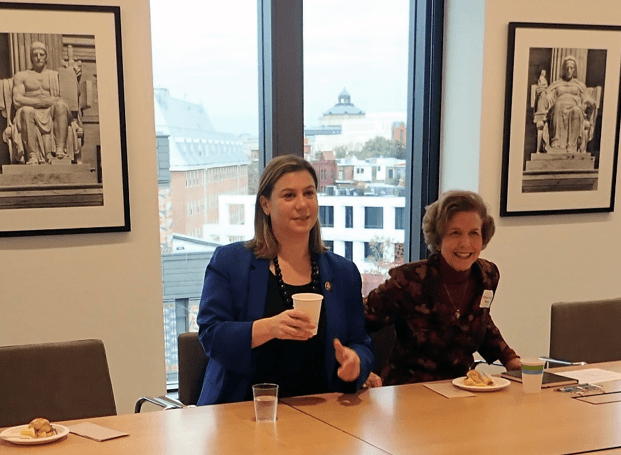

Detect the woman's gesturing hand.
xmin=270 ymin=309 xmax=315 ymax=341
xmin=334 ymin=338 xmax=361 ymax=382
xmin=364 ymin=372 xmax=382 ymax=388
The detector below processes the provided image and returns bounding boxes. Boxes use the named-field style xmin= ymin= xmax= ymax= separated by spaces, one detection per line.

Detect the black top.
xmin=247 ymin=272 xmax=329 ymax=399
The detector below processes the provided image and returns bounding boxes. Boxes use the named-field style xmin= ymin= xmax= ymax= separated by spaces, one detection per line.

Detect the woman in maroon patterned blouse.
xmin=364 ymin=190 xmax=521 ymax=387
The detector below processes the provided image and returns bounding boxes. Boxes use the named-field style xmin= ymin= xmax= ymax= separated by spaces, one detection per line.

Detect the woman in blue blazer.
xmin=196 ymin=155 xmax=374 ymax=405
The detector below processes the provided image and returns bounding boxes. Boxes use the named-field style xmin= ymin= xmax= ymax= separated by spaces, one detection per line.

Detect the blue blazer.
xmin=196 ymin=242 xmax=374 ymax=405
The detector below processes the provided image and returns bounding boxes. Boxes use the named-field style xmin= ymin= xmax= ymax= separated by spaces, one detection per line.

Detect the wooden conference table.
xmin=2 ymin=361 xmax=621 ymax=454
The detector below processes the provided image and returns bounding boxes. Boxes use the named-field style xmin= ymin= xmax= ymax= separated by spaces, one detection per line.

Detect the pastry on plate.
xmin=20 ymin=418 xmax=57 ymax=439
xmin=463 ymin=369 xmax=494 ymax=387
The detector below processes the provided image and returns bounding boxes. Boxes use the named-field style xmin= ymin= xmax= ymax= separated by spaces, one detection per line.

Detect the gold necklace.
xmin=443 ymin=281 xmax=470 ymax=320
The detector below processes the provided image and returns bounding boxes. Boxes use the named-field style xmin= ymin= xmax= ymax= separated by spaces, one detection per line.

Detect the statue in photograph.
xmin=11 ymin=42 xmax=78 ymax=165
xmin=536 ymin=55 xmax=596 ymax=154
xmin=537 ymin=69 xmax=548 ymax=89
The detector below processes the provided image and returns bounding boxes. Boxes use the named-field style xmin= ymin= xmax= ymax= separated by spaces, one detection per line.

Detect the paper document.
xmin=558 ymin=368 xmax=621 ymax=384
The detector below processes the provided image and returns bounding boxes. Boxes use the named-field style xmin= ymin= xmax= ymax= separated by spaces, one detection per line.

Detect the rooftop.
xmin=322 ymin=87 xmax=365 ymax=117
xmin=154 ymin=88 xmax=250 ymax=170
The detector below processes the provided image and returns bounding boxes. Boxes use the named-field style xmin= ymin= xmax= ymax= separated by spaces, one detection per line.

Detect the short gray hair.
xmin=422 ymin=190 xmax=495 ymax=253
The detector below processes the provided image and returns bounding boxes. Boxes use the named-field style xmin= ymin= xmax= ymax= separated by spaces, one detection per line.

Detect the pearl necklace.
xmin=273 ymin=256 xmax=320 ymax=308
xmin=443 ymin=281 xmax=470 ymax=320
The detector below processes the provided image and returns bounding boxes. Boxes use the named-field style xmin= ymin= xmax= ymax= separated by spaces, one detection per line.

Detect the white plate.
xmin=0 ymin=424 xmax=69 ymax=445
xmin=452 ymin=376 xmax=511 ymax=392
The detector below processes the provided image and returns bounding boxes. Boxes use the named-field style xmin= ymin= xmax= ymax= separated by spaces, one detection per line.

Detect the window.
xmin=305 ymin=0 xmax=413 ymax=295
xmin=324 ymin=240 xmax=334 ymax=251
xmin=364 ymin=241 xmax=384 ymax=262
xmin=344 ymin=241 xmax=353 ymax=261
xmin=153 ymin=0 xmax=443 ymax=389
xmin=345 ymin=206 xmax=353 ymax=228
xmin=365 ymin=207 xmax=383 ymax=229
xmin=152 ymin=0 xmax=259 ymax=387
xmin=319 ymin=206 xmax=334 ymax=227
xmin=395 ymin=207 xmax=404 ymax=230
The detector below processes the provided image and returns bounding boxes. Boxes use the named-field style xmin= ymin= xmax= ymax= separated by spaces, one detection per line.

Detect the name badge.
xmin=480 ymin=290 xmax=494 ymax=308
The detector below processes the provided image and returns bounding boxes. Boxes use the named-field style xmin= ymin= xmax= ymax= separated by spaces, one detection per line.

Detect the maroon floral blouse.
xmin=364 ymin=253 xmax=518 ymax=386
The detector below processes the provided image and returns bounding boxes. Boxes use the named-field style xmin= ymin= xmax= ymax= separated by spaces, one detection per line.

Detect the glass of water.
xmin=252 ymin=383 xmax=279 ymax=422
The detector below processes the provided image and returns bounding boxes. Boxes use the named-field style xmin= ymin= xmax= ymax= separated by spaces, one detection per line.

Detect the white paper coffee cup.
xmin=292 ymin=293 xmax=323 ymax=336
xmin=521 ymin=358 xmax=545 ymax=393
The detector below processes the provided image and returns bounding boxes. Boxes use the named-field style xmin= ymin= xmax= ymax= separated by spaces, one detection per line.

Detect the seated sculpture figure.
xmin=535 ymin=56 xmax=596 ymax=154
xmin=11 ymin=42 xmax=77 ymax=165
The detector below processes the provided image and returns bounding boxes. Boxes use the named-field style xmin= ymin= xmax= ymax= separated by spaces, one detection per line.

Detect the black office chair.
xmin=369 ymin=324 xmax=395 ymax=376
xmin=135 ymin=331 xmax=209 ymax=412
xmin=177 ymin=332 xmax=210 ymax=405
xmin=546 ymin=298 xmax=621 ymax=366
xmin=0 ymin=339 xmax=117 ymax=427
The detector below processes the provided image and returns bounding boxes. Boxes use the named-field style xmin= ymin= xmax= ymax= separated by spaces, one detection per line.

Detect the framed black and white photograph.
xmin=0 ymin=3 xmax=129 ymax=236
xmin=500 ymin=22 xmax=621 ymax=216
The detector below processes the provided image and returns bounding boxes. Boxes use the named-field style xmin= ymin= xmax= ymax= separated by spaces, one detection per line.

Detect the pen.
xmin=557 ymin=383 xmax=604 ymax=393
xmin=556 ymin=384 xmax=587 ymax=392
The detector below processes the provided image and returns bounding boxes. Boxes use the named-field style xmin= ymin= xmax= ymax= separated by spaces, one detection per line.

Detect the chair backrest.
xmin=550 ymin=298 xmax=621 ymax=364
xmin=370 ymin=324 xmax=396 ymax=375
xmin=177 ymin=332 xmax=209 ymax=406
xmin=0 ymin=339 xmax=116 ymax=427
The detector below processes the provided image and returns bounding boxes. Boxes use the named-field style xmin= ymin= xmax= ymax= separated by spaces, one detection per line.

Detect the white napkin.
xmin=424 ymin=382 xmax=475 ymax=398
xmin=67 ymin=422 xmax=128 ymax=442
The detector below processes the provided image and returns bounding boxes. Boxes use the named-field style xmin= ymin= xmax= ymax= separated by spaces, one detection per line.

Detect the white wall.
xmin=0 ymin=0 xmax=165 ymax=415
xmin=443 ymin=0 xmax=621 ymax=360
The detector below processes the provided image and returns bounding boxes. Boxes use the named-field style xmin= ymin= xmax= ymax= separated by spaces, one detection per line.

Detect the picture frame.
xmin=500 ymin=22 xmax=621 ymax=216
xmin=0 ymin=3 xmax=129 ymax=236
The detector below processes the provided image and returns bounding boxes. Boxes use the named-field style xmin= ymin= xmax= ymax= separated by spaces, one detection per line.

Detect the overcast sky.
xmin=150 ymin=0 xmax=409 ymax=136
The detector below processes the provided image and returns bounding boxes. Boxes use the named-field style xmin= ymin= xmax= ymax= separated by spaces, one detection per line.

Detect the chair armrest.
xmin=473 ymin=359 xmax=504 ymax=368
xmin=134 ymin=395 xmax=185 ymax=413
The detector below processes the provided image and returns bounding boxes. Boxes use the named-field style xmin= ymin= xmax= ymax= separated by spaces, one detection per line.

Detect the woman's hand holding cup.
xmin=270 ymin=309 xmax=316 ymax=341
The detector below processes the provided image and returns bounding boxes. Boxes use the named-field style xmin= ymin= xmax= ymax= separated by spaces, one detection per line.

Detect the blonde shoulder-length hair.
xmin=422 ymin=190 xmax=495 ymax=254
xmin=245 ymin=154 xmax=327 ymax=259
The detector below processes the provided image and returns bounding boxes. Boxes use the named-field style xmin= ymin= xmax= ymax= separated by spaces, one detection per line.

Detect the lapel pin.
xmin=325 ymin=282 xmax=332 ymax=291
